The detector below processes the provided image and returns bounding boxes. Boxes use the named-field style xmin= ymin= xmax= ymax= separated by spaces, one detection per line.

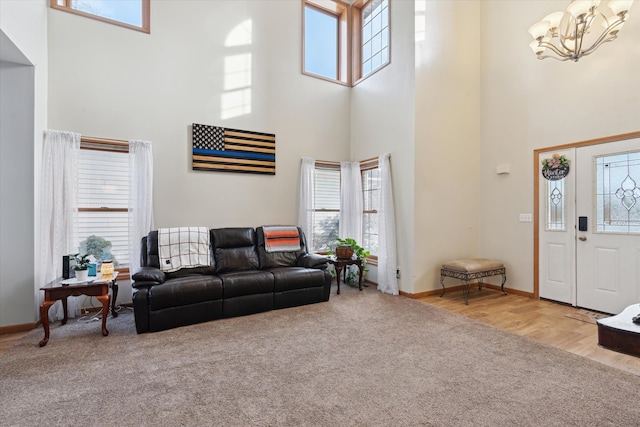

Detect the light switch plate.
xmin=519 ymin=213 xmax=532 ymax=222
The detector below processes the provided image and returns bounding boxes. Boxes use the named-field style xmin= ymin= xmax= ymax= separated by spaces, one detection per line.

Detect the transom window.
xmin=50 ymin=0 xmax=150 ymax=33
xmin=304 ymin=5 xmax=339 ymax=80
xmin=302 ymin=0 xmax=390 ymax=86
xmin=360 ymin=0 xmax=389 ymax=78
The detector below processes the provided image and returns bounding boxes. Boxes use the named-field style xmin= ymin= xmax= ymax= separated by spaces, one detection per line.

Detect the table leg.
xmin=440 ymin=273 xmax=446 ymax=297
xmin=357 ymin=263 xmax=364 ymax=291
xmin=111 ymin=280 xmax=119 ymax=317
xmin=463 ymin=279 xmax=471 ymax=305
xmin=336 ymin=266 xmax=342 ymax=295
xmin=96 ymin=294 xmax=110 ymax=337
xmin=39 ymin=300 xmax=55 ymax=347
xmin=61 ymin=297 xmax=68 ymax=325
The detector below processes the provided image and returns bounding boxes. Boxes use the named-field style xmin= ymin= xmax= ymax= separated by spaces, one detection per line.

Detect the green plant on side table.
xmin=327 ymin=237 xmax=370 ymax=286
xmin=71 ymin=253 xmax=91 ymax=282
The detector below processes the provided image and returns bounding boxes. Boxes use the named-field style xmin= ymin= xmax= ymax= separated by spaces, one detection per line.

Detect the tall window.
xmin=362 ymin=166 xmax=380 ymax=256
xmin=50 ymin=0 xmax=150 ymax=33
xmin=313 ymin=166 xmax=341 ymax=252
xmin=77 ymin=139 xmax=130 ymax=268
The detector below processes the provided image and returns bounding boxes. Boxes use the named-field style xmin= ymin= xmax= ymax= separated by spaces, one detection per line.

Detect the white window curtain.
xmin=128 ymin=140 xmax=154 ymax=276
xmin=339 ymin=161 xmax=363 ymax=242
xmin=40 ymin=130 xmax=82 ymax=320
xmin=377 ymin=153 xmax=398 ymax=295
xmin=298 ymin=157 xmax=316 ymax=251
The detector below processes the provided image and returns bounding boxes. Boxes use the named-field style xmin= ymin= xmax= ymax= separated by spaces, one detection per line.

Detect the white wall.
xmin=479 ymin=0 xmax=640 ymax=293
xmin=351 ymin=0 xmax=416 ymax=293
xmin=0 ymin=0 xmax=48 ymax=326
xmin=412 ymin=0 xmax=482 ymax=294
xmin=47 ymin=0 xmax=351 ymax=304
xmin=0 ymin=60 xmax=34 ymax=327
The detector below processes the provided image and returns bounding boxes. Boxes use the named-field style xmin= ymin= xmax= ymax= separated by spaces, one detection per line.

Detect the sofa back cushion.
xmin=142 ymin=230 xmax=216 ymax=277
xmin=211 ymin=227 xmax=259 ymax=273
xmin=256 ymin=226 xmax=306 ymax=269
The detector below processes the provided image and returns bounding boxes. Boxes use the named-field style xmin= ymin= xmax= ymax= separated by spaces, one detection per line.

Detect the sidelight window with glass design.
xmin=595 ymin=150 xmax=640 ymax=234
xmin=546 ymin=179 xmax=565 ymax=231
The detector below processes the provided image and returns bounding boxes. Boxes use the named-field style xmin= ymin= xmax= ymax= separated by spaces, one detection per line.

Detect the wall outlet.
xmin=396 ymin=268 xmax=401 ymax=279
xmin=519 ymin=213 xmax=532 ymax=222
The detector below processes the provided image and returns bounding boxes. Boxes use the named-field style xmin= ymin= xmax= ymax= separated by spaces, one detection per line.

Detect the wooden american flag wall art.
xmin=192 ymin=123 xmax=276 ymax=175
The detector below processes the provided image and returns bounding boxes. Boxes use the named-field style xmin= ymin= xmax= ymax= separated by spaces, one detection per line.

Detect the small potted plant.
xmin=71 ymin=253 xmax=91 ymax=282
xmin=328 ymin=238 xmax=371 ymax=286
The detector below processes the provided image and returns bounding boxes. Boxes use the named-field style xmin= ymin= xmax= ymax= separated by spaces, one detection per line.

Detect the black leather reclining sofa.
xmin=131 ymin=227 xmax=331 ymax=333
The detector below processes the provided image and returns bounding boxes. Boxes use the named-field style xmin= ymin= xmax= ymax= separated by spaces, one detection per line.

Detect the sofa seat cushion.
xmin=220 ymin=270 xmax=274 ymax=298
xmin=149 ymin=275 xmax=223 ymax=311
xmin=270 ymin=267 xmax=326 ymax=292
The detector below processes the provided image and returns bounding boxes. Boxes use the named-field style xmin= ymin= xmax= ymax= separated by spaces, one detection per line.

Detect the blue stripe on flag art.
xmin=192 ymin=123 xmax=276 ymax=175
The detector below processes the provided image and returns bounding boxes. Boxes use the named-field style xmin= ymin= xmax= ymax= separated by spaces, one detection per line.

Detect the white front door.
xmin=575 ymin=140 xmax=640 ymax=314
xmin=539 ymin=149 xmax=576 ymax=305
xmin=538 ymin=137 xmax=640 ymax=314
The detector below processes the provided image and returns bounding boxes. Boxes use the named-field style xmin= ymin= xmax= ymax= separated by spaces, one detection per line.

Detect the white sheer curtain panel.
xmin=377 ymin=153 xmax=398 ymax=295
xmin=128 ymin=140 xmax=154 ymax=277
xmin=40 ymin=130 xmax=82 ymax=320
xmin=339 ymin=161 xmax=363 ymax=242
xmin=298 ymin=157 xmax=316 ymax=251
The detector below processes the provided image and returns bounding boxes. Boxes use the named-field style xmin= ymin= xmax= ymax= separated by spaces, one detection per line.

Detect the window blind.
xmin=313 ymin=168 xmax=341 ymax=251
xmin=77 ymin=149 xmax=130 ymax=266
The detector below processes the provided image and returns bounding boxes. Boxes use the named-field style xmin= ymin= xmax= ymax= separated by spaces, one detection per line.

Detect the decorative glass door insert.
xmin=546 ymin=179 xmax=565 ymax=231
xmin=595 ymin=150 xmax=640 ymax=234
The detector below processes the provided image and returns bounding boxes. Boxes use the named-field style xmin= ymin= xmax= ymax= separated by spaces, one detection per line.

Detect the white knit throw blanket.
xmin=158 ymin=226 xmax=210 ymax=272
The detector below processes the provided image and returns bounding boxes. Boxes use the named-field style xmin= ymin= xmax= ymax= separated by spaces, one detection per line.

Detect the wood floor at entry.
xmin=421 ymin=289 xmax=640 ymax=377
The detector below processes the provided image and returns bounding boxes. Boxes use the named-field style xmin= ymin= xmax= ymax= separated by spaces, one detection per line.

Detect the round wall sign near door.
xmin=542 ymin=154 xmax=570 ymax=181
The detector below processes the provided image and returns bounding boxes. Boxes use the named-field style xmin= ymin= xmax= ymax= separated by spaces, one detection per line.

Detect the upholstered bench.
xmin=440 ymin=258 xmax=506 ymax=305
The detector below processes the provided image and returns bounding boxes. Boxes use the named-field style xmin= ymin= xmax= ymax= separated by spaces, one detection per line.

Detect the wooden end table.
xmin=328 ymin=257 xmax=363 ymax=295
xmin=39 ymin=272 xmax=118 ymax=347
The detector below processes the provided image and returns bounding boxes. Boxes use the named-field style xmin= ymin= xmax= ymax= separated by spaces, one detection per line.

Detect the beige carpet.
xmin=2 ymin=285 xmax=639 ymax=426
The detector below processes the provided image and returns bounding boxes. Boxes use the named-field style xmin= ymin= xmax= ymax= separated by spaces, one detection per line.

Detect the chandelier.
xmin=528 ymin=0 xmax=634 ymax=61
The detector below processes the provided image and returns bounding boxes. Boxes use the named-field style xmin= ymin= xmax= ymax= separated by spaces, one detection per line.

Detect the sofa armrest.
xmin=298 ymin=253 xmax=329 ymax=269
xmin=132 ymin=267 xmax=166 ymax=288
